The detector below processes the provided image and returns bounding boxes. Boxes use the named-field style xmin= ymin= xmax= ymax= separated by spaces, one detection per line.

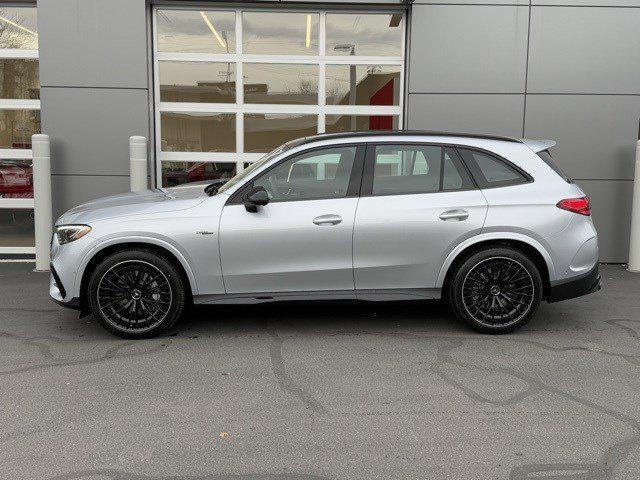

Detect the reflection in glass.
xmin=162 ymin=161 xmax=235 ymax=187
xmin=157 ymin=10 xmax=235 ymax=53
xmin=243 ymin=64 xmax=317 ymax=105
xmin=0 ymin=159 xmax=32 ymax=198
xmin=325 ymin=114 xmax=399 ymax=133
xmin=0 ymin=59 xmax=39 ymax=99
xmin=326 ymin=13 xmax=402 ymax=57
xmin=244 ymin=114 xmax=317 ymax=152
xmin=0 ymin=110 xmax=40 ymax=149
xmin=0 ymin=7 xmax=38 ymax=49
xmin=243 ymin=12 xmax=318 ymax=55
xmin=161 ymin=112 xmax=235 ymax=152
xmin=159 ymin=62 xmax=235 ymax=103
xmin=326 ymin=65 xmax=400 ymax=106
xmin=0 ymin=208 xmax=34 ymax=247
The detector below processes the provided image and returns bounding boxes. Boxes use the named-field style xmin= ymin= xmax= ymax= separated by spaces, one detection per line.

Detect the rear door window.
xmin=367 ymin=144 xmax=473 ymax=196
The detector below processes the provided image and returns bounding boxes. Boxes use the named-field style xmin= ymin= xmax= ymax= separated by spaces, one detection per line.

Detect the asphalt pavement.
xmin=1 ymin=262 xmax=639 ymax=479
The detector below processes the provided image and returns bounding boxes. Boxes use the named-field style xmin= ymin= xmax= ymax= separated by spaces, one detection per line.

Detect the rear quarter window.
xmin=537 ymin=150 xmax=571 ymax=183
xmin=457 ymin=148 xmax=529 ymax=188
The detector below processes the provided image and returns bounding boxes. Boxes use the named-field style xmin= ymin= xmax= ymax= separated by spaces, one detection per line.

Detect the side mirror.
xmin=244 ymin=186 xmax=269 ymax=213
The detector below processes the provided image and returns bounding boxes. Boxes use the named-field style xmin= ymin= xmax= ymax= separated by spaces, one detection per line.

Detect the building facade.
xmin=0 ymin=0 xmax=637 ymax=262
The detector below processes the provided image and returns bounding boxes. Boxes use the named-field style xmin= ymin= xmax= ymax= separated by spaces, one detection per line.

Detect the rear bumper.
xmin=548 ymin=263 xmax=601 ymax=303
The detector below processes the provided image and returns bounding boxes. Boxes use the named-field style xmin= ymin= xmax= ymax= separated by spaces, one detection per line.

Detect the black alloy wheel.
xmin=450 ymin=247 xmax=543 ymax=334
xmin=461 ymin=257 xmax=534 ymax=326
xmin=97 ymin=260 xmax=172 ymax=331
xmin=88 ymin=249 xmax=186 ymax=338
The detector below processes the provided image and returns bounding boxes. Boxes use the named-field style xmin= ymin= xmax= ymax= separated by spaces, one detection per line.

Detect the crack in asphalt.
xmin=0 ymin=331 xmax=170 ymax=377
xmin=504 ymin=337 xmax=640 ymax=367
xmin=48 ymin=470 xmax=332 ymax=480
xmin=268 ymin=327 xmax=328 ymax=415
xmin=401 ymin=333 xmax=640 ymax=480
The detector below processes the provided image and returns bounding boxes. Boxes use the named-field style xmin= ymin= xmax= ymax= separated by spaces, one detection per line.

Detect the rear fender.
xmin=435 ymin=232 xmax=556 ymax=288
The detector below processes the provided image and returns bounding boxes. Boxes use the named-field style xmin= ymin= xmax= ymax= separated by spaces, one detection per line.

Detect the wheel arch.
xmin=76 ymin=237 xmax=198 ymax=315
xmin=437 ymin=234 xmax=555 ymax=299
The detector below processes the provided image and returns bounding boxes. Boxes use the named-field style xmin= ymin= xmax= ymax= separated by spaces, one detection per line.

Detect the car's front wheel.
xmin=449 ymin=247 xmax=542 ymax=334
xmin=87 ymin=248 xmax=186 ymax=339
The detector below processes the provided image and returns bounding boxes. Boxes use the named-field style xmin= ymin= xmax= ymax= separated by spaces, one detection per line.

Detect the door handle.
xmin=439 ymin=209 xmax=469 ymax=221
xmin=313 ymin=214 xmax=342 ymax=226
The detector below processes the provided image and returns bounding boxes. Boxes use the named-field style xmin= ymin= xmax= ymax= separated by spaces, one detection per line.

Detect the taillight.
xmin=557 ymin=196 xmax=591 ymax=216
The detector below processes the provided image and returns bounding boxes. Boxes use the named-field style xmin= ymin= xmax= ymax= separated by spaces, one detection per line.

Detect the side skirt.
xmin=194 ymin=288 xmax=442 ymax=305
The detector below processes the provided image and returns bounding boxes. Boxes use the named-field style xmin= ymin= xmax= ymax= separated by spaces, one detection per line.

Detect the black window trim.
xmin=226 ymin=143 xmax=366 ymax=205
xmin=360 ymin=141 xmax=477 ymax=197
xmin=456 ymin=145 xmax=533 ymax=189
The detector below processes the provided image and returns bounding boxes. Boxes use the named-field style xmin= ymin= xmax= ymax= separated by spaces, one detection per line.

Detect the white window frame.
xmin=0 ymin=17 xmax=39 ymax=254
xmin=152 ymin=6 xmax=406 ymax=187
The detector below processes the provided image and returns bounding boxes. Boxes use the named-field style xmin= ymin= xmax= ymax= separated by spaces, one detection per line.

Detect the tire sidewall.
xmin=88 ymin=249 xmax=186 ymax=339
xmin=449 ymin=247 xmax=543 ymax=334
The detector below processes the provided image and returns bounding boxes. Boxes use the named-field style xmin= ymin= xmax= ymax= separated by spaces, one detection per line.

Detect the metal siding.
xmin=407 ymin=94 xmax=525 ymax=137
xmin=524 ymin=95 xmax=640 ymax=181
xmin=41 ymin=87 xmax=150 ymax=176
xmin=37 ymin=0 xmax=148 ymax=89
xmin=415 ymin=0 xmax=528 ymax=4
xmin=409 ymin=5 xmax=529 ymax=94
xmin=51 ymin=175 xmax=131 ymax=217
xmin=527 ymin=6 xmax=640 ymax=94
xmin=532 ymin=0 xmax=640 ymax=5
xmin=37 ymin=0 xmax=151 ymax=218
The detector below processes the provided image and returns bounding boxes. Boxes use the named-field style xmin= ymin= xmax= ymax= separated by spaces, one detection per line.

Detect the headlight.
xmin=55 ymin=225 xmax=92 ymax=244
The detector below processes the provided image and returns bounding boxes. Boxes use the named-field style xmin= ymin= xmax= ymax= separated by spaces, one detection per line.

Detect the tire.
xmin=448 ymin=247 xmax=543 ymax=334
xmin=87 ymin=248 xmax=186 ymax=339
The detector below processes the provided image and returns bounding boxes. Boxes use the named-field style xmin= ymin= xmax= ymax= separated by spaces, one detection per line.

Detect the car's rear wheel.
xmin=449 ymin=247 xmax=542 ymax=334
xmin=87 ymin=248 xmax=186 ymax=339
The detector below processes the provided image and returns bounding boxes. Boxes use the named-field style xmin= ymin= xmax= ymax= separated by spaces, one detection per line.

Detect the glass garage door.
xmin=152 ymin=6 xmax=405 ymax=188
xmin=0 ymin=5 xmax=40 ymax=254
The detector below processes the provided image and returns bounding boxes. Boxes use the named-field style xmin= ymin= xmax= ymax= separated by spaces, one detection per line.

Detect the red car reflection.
xmin=0 ymin=161 xmax=33 ymax=198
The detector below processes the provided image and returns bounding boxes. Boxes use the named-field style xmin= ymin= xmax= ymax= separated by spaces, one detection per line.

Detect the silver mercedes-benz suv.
xmin=50 ymin=131 xmax=600 ymax=338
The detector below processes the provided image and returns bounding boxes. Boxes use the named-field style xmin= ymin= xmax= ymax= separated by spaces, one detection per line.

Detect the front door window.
xmin=252 ymin=146 xmax=357 ymax=201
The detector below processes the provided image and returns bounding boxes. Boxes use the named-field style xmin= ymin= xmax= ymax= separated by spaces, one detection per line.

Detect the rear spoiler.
xmin=522 ymin=138 xmax=557 ymax=153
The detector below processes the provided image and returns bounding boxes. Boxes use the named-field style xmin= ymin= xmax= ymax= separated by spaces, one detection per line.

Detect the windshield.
xmin=216 ymin=141 xmax=299 ymax=194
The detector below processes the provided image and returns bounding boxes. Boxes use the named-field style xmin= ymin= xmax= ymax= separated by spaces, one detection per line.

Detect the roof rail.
xmin=296 ymin=130 xmax=523 ymax=146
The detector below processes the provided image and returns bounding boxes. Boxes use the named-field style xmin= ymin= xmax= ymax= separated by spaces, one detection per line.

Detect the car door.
xmin=353 ymin=143 xmax=488 ymax=291
xmin=219 ymin=144 xmax=365 ymax=294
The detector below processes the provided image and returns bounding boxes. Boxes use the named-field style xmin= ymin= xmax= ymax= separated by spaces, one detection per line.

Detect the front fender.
xmin=73 ymin=234 xmax=199 ymax=298
xmin=435 ymin=232 xmax=556 ymax=288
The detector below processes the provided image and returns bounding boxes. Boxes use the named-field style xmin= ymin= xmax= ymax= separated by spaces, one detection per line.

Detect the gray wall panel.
xmin=407 ymin=94 xmax=525 ymax=137
xmin=576 ymin=180 xmax=633 ymax=263
xmin=532 ymin=1 xmax=640 ymax=5
xmin=409 ymin=5 xmax=529 ymax=93
xmin=37 ymin=0 xmax=148 ymax=88
xmin=41 ymin=87 xmax=150 ymax=176
xmin=416 ymin=0 xmax=528 ymax=4
xmin=524 ymin=95 xmax=640 ymax=180
xmin=528 ymin=7 xmax=640 ymax=94
xmin=52 ymin=175 xmax=130 ymax=218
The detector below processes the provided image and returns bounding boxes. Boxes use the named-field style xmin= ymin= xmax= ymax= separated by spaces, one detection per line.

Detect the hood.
xmin=55 ymin=185 xmax=209 ymax=225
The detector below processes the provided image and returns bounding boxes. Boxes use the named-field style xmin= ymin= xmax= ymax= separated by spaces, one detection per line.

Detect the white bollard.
xmin=629 ymin=140 xmax=640 ymax=272
xmin=129 ymin=135 xmax=148 ymax=192
xmin=32 ymin=134 xmax=52 ymax=272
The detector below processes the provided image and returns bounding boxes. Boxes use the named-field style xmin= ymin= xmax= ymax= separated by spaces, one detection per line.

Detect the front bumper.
xmin=49 ymin=263 xmax=81 ymax=310
xmin=548 ymin=262 xmax=601 ymax=303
